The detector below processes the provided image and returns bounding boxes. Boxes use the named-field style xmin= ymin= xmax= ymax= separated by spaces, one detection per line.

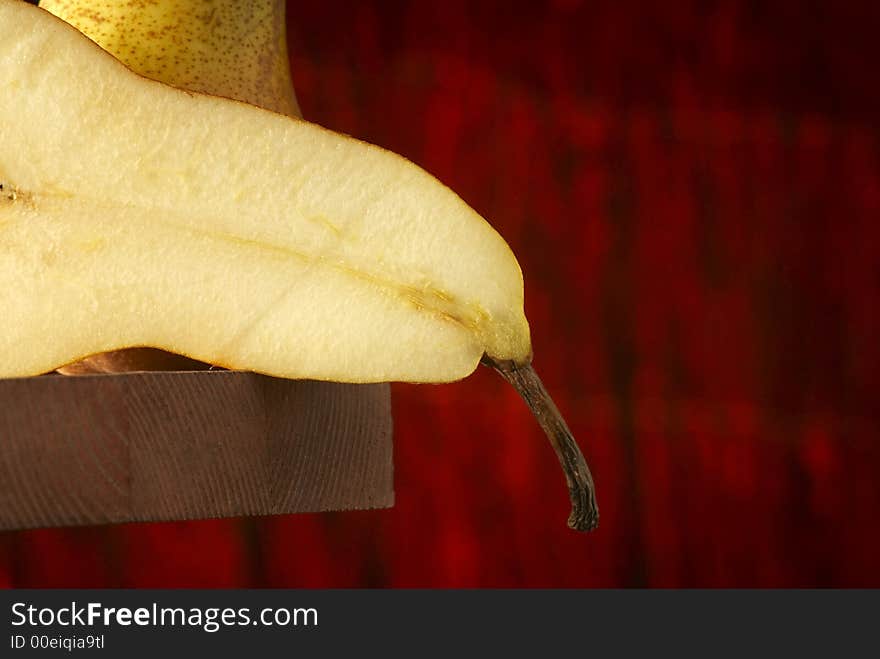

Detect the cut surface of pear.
xmin=0 ymin=0 xmax=528 ymax=384
xmin=40 ymin=0 xmax=301 ymax=373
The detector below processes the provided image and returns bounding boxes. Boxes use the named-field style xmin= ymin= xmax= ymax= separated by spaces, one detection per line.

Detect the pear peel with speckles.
xmin=40 ymin=0 xmax=301 ymax=117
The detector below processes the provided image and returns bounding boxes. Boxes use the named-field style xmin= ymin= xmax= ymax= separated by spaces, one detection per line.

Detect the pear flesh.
xmin=39 ymin=0 xmax=301 ymax=374
xmin=0 ymin=0 xmax=598 ymax=531
xmin=0 ymin=0 xmax=528 ymax=383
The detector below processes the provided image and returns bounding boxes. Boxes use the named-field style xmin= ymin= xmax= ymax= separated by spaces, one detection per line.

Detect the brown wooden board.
xmin=0 ymin=372 xmax=393 ymax=530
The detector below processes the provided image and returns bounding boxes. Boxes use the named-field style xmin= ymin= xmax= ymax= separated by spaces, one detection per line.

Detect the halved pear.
xmin=0 ymin=0 xmax=598 ymax=531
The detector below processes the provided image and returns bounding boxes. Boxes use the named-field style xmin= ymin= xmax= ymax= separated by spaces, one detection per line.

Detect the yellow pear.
xmin=39 ymin=0 xmax=300 ymax=116
xmin=0 ymin=0 xmax=597 ymax=530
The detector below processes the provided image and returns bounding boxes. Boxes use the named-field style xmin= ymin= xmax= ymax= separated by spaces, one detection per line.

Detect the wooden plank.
xmin=0 ymin=372 xmax=393 ymax=530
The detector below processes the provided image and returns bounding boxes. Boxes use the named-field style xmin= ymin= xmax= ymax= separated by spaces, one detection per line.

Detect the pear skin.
xmin=39 ymin=0 xmax=300 ymax=117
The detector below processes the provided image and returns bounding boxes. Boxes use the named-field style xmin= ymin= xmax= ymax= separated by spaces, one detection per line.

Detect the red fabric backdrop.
xmin=2 ymin=0 xmax=878 ymax=587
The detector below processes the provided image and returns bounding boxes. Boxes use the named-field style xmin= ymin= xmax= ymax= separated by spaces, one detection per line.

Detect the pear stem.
xmin=482 ymin=356 xmax=599 ymax=532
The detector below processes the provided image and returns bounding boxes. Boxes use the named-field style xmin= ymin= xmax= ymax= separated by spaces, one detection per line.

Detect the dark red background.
xmin=2 ymin=0 xmax=879 ymax=587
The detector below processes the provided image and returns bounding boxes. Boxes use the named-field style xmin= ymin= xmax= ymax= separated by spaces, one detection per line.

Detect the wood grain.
xmin=0 ymin=372 xmax=393 ymax=530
